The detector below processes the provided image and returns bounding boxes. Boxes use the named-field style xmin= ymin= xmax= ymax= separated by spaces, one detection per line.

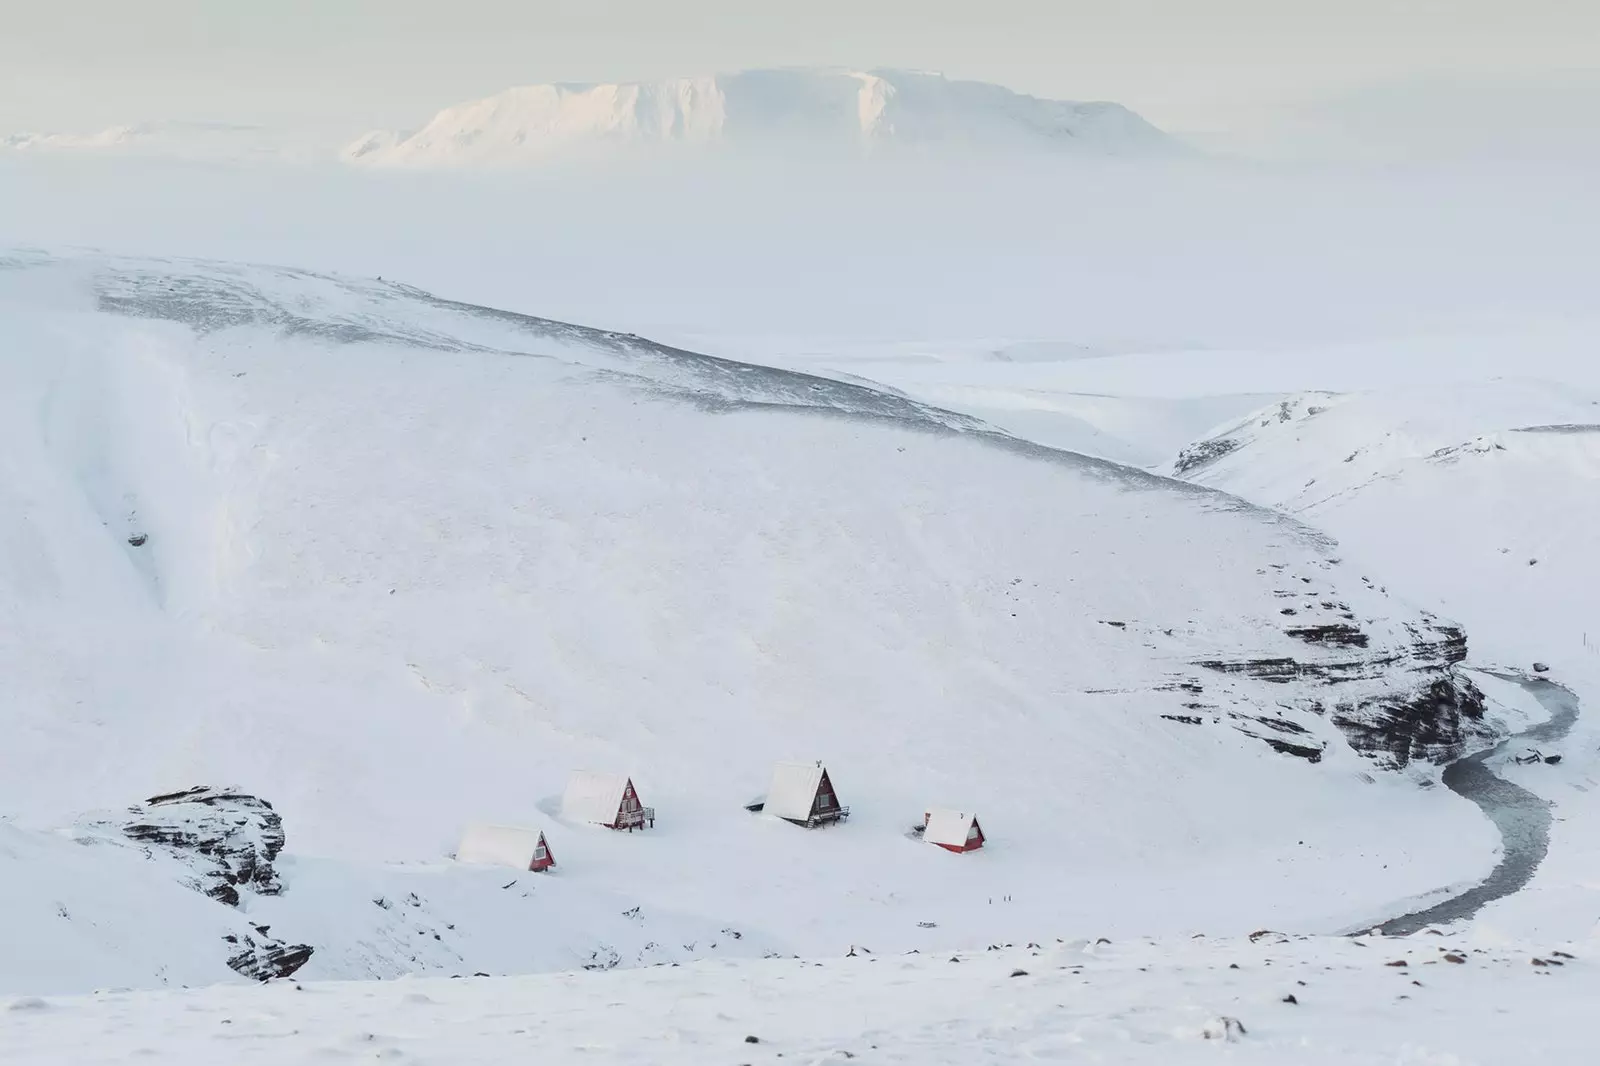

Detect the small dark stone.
xmin=744 ymin=1036 xmax=760 ymax=1044
xmin=1009 ymin=969 xmax=1028 ymax=978
xmin=127 ymin=533 xmax=148 ymax=547
xmin=1282 ymin=994 xmax=1298 ymax=1004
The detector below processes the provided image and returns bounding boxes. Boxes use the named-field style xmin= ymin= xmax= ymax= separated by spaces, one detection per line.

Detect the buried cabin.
xmin=764 ymin=761 xmax=849 ymax=828
xmin=922 ymin=809 xmax=985 ymax=853
xmin=455 ymin=823 xmax=555 ymax=872
xmin=562 ymin=771 xmax=655 ymax=830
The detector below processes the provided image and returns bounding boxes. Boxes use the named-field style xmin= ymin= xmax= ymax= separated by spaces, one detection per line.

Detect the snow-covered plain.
xmin=4 ymin=934 xmax=1595 ymax=1065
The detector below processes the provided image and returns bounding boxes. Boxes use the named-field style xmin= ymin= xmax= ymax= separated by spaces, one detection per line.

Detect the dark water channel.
xmin=1372 ymin=675 xmax=1580 ymax=935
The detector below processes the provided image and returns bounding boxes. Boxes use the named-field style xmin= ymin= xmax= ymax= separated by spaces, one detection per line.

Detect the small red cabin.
xmin=766 ymin=762 xmax=850 ymax=827
xmin=456 ymin=824 xmax=556 ymax=872
xmin=923 ymin=809 xmax=985 ymax=852
xmin=563 ymin=771 xmax=655 ymax=830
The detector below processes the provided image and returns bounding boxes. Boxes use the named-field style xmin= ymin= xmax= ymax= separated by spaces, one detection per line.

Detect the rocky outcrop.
xmin=114 ymin=786 xmax=286 ymax=905
xmin=1172 ymin=437 xmax=1242 ymax=477
xmin=1331 ymin=676 xmax=1492 ymax=769
xmin=225 ymin=929 xmax=315 ymax=982
xmin=87 ymin=786 xmax=313 ymax=981
xmin=1193 ymin=616 xmax=1488 ymax=768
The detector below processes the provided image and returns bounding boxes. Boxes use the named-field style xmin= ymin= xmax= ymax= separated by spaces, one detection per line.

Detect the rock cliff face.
xmin=117 ymin=786 xmax=287 ymax=905
xmin=86 ymin=787 xmax=312 ymax=981
xmin=1185 ymin=579 xmax=1491 ymax=769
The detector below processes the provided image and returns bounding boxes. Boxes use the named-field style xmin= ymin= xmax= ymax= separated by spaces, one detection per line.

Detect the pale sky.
xmin=3 ymin=0 xmax=1596 ymax=139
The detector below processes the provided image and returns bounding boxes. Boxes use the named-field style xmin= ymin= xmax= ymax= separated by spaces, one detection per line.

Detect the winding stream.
xmin=1373 ymin=674 xmax=1580 ymax=935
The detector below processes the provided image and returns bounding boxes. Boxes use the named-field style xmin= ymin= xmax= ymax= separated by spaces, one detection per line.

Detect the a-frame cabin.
xmin=923 ymin=809 xmax=985 ymax=853
xmin=456 ymin=824 xmax=556 ymax=871
xmin=563 ymin=771 xmax=655 ymax=831
xmin=766 ymin=761 xmax=850 ymax=827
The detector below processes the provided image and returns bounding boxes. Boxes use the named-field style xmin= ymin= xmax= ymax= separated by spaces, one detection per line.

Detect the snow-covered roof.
xmin=766 ymin=762 xmax=827 ymax=822
xmin=456 ymin=824 xmax=547 ymax=869
xmin=562 ymin=771 xmax=633 ymax=825
xmin=923 ymin=809 xmax=979 ymax=848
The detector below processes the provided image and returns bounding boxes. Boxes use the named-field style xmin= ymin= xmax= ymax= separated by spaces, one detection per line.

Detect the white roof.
xmin=923 ymin=808 xmax=979 ymax=847
xmin=455 ymin=823 xmax=547 ymax=869
xmin=562 ymin=771 xmax=633 ymax=824
xmin=766 ymin=762 xmax=827 ymax=822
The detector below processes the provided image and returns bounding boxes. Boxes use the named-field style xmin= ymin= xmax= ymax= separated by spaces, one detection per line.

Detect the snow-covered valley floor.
xmin=5 ymin=933 xmax=1594 ymax=1065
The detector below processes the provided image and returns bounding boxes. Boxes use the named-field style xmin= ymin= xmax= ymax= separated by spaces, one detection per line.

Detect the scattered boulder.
xmin=226 ymin=934 xmax=314 ymax=982
xmin=1532 ymin=662 xmax=1550 ymax=673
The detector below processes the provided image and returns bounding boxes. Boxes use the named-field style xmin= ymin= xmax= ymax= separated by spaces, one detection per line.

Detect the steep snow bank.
xmin=344 ymin=69 xmax=1177 ymax=166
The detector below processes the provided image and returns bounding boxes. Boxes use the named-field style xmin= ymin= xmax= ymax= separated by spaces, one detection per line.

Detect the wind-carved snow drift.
xmin=344 ymin=68 xmax=1178 ymax=166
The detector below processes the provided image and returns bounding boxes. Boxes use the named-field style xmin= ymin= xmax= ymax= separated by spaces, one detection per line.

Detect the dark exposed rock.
xmin=112 ymin=786 xmax=286 ymax=905
xmin=227 ymin=935 xmax=314 ymax=982
xmin=1260 ymin=736 xmax=1326 ymax=763
xmin=1331 ymin=676 xmax=1492 ymax=769
xmin=1172 ymin=436 xmax=1242 ymax=475
xmin=1284 ymin=624 xmax=1370 ymax=649
xmin=127 ymin=533 xmax=148 ymax=547
xmin=1236 ymin=714 xmax=1312 ymax=736
xmin=1195 ymin=620 xmax=1485 ymax=767
xmin=1192 ymin=657 xmax=1305 ymax=683
xmin=1161 ymin=714 xmax=1204 ymax=725
xmin=81 ymin=786 xmax=314 ymax=983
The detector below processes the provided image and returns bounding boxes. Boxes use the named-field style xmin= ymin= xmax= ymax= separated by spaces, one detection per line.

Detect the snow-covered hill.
xmin=0 ymin=250 xmax=1508 ymax=993
xmin=344 ymin=69 xmax=1178 ymax=166
xmin=1172 ymin=381 xmax=1600 ymax=675
xmin=0 ymin=122 xmax=327 ymax=165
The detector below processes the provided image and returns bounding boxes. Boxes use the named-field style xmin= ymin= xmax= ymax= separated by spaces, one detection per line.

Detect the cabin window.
xmin=966 ymin=824 xmax=980 ymax=842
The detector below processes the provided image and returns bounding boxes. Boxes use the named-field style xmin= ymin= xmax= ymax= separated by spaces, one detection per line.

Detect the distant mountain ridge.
xmin=344 ymin=68 xmax=1179 ymax=166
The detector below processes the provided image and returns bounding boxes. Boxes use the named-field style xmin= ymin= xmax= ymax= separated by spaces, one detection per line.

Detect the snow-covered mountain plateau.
xmin=343 ymin=68 xmax=1178 ymax=166
xmin=0 ymin=249 xmax=1521 ymax=995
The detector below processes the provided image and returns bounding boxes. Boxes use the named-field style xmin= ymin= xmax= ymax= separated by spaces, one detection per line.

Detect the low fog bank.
xmin=3 ymin=153 xmax=1594 ymax=350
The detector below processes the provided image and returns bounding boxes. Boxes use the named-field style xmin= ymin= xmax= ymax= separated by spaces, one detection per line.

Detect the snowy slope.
xmin=344 ymin=69 xmax=1177 ymax=166
xmin=6 ymin=933 xmax=1597 ymax=1065
xmin=1170 ymin=380 xmax=1600 ymax=946
xmin=1173 ymin=381 xmax=1600 ymax=674
xmin=0 ymin=250 xmax=1508 ymax=993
